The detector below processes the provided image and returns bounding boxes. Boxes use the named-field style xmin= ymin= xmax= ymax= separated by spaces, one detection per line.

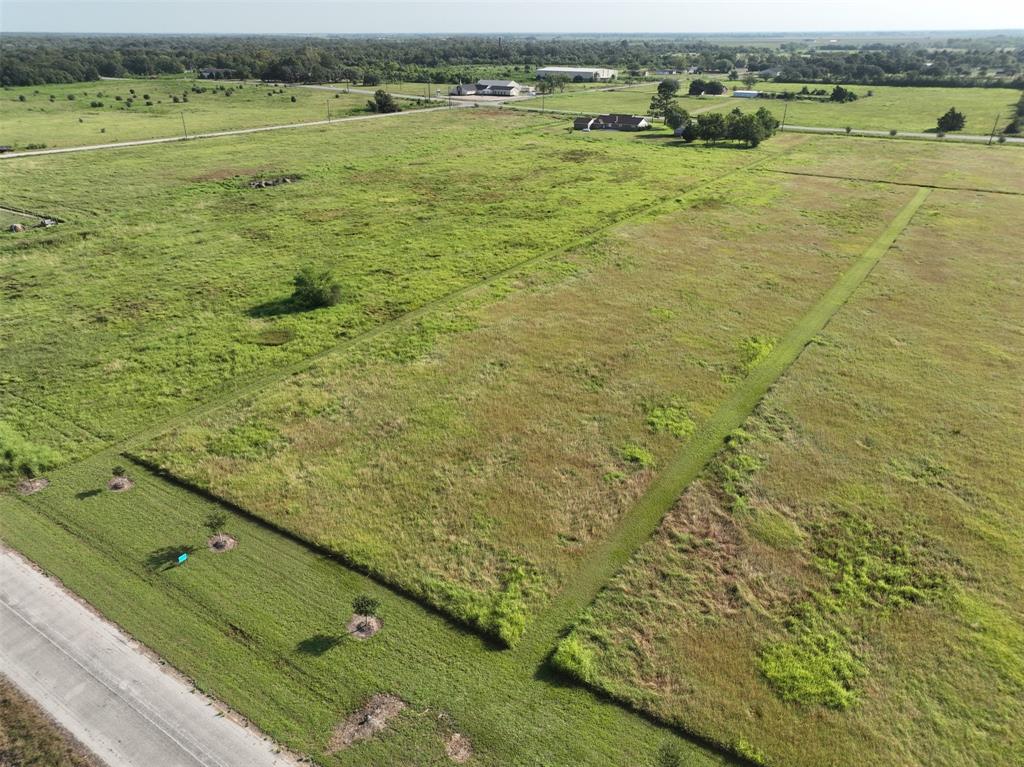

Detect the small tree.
xmin=205 ymin=510 xmax=228 ymax=534
xmin=937 ymin=107 xmax=965 ymax=132
xmin=112 ymin=465 xmax=126 ymax=477
xmin=742 ymin=72 xmax=758 ymax=89
xmin=352 ymin=595 xmax=380 ymax=617
xmin=292 ymin=267 xmax=342 ymax=309
xmin=367 ymin=89 xmax=401 ymax=114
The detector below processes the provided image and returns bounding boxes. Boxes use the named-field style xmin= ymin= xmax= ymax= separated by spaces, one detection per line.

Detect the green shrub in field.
xmin=646 ymin=399 xmax=695 ymax=439
xmin=736 ymin=335 xmax=776 ymax=376
xmin=291 ymin=266 xmax=342 ymax=309
xmin=759 ymin=626 xmax=863 ymax=708
xmin=551 ymin=634 xmax=598 ymax=684
xmin=0 ymin=422 xmax=61 ymax=478
xmin=619 ymin=443 xmax=655 ymax=469
xmin=486 ymin=567 xmax=530 ymax=646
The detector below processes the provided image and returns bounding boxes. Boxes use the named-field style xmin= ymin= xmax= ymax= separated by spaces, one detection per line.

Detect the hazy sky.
xmin=3 ymin=0 xmax=1022 ymax=35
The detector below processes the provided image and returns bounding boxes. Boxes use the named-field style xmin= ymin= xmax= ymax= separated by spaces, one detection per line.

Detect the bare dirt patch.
xmin=107 ymin=476 xmax=134 ymax=492
xmin=327 ymin=694 xmax=405 ymax=752
xmin=207 ymin=533 xmax=238 ymax=553
xmin=346 ymin=613 xmax=382 ymax=640
xmin=445 ymin=732 xmax=474 ymax=763
xmin=15 ymin=477 xmax=49 ymax=495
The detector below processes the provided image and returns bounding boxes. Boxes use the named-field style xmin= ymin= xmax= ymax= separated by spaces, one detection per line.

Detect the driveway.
xmin=0 ymin=547 xmax=297 ymax=767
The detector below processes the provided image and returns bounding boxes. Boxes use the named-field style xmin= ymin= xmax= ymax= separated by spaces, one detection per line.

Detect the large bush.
xmin=291 ymin=267 xmax=341 ymax=309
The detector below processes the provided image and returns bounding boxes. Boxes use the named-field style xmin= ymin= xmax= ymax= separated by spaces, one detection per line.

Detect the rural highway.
xmin=0 ymin=102 xmax=465 ymax=159
xmin=0 ymin=547 xmax=296 ymax=767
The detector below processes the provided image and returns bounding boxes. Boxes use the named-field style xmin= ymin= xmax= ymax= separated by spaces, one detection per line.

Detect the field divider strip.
xmin=762 ymin=167 xmax=1024 ymax=196
xmin=69 ymin=147 xmax=798 ymax=462
xmin=517 ymin=186 xmax=933 ymax=661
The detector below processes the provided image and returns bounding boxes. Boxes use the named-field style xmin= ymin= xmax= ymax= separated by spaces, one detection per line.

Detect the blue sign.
xmin=177 ymin=553 xmax=189 ymax=565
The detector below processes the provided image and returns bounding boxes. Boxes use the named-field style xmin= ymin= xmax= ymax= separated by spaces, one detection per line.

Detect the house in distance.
xmin=537 ymin=66 xmax=618 ymax=82
xmin=449 ymin=80 xmax=523 ymax=96
xmin=573 ymin=114 xmax=652 ymax=131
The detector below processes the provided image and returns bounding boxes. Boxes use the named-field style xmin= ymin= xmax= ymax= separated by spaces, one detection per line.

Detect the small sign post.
xmin=177 ymin=552 xmax=189 ymax=565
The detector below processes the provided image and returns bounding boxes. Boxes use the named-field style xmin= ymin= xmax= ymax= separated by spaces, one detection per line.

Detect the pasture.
xmin=0 ymin=79 xmax=414 ymax=149
xmin=553 ymin=184 xmax=1024 ymax=766
xmin=2 ymin=98 xmax=1022 ymax=767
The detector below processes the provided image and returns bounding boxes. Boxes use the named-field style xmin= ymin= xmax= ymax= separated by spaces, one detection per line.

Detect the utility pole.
xmin=327 ymin=99 xmax=331 ymax=122
xmin=180 ymin=112 xmax=188 ymax=140
xmin=988 ymin=112 xmax=1001 ymax=145
xmin=781 ymin=101 xmax=788 ymax=131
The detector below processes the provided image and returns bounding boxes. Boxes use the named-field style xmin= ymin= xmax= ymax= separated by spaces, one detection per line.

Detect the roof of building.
xmin=537 ymin=66 xmax=613 ymax=73
xmin=597 ymin=114 xmax=649 ymax=125
xmin=477 ymin=80 xmax=518 ymax=88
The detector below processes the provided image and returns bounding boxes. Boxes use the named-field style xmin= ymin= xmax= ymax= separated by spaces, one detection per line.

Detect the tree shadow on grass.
xmin=75 ymin=489 xmax=102 ymax=500
xmin=296 ymin=633 xmax=343 ymax=655
xmin=145 ymin=545 xmax=196 ymax=572
xmin=247 ymin=295 xmax=307 ymax=318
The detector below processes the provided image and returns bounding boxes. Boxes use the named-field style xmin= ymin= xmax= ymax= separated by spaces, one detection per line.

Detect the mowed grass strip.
xmin=0 ymin=109 xmax=758 ymax=472
xmin=0 ymin=459 xmax=727 ymax=767
xmin=138 ymin=173 xmax=915 ymax=644
xmin=551 ymin=188 xmax=1023 ymax=766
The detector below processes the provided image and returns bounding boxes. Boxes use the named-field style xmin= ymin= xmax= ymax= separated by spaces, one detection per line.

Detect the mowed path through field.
xmin=513 ymin=187 xmax=933 ymax=661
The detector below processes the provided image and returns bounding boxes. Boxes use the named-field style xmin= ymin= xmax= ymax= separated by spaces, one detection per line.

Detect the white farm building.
xmin=536 ymin=66 xmax=617 ymax=82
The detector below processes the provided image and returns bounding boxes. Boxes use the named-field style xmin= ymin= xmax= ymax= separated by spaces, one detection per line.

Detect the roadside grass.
xmin=551 ymin=189 xmax=1023 ymax=766
xmin=137 ymin=173 xmax=914 ymax=643
xmin=0 ymin=461 xmax=726 ymax=767
xmin=0 ymin=108 xmax=760 ymax=471
xmin=761 ymin=132 xmax=1024 ymax=194
xmin=0 ymin=79 xmax=421 ymax=149
xmin=0 ymin=676 xmax=102 ymax=767
xmin=709 ymin=80 xmax=1019 ymax=134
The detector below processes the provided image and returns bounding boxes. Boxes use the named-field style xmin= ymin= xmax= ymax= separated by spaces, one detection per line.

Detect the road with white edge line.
xmin=0 ymin=547 xmax=298 ymax=767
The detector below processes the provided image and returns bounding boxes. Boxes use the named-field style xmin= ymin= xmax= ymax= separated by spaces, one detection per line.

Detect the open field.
xmin=3 ymin=88 xmax=1023 ymax=767
xmin=518 ymin=78 xmax=1019 ymax=134
xmin=705 ymin=81 xmax=1020 ymax=134
xmin=137 ymin=161 xmax=917 ymax=643
xmin=1 ymin=109 xmax=759 ymax=471
xmin=0 ymin=676 xmax=102 ymax=767
xmin=0 ymin=79 xmax=417 ymax=149
xmin=552 ymin=186 xmax=1024 ymax=766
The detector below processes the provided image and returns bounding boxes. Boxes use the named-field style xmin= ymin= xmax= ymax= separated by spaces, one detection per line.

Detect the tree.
xmin=726 ymin=111 xmax=768 ymax=147
xmin=367 ymin=89 xmax=400 ymax=113
xmin=205 ymin=511 xmax=228 ymax=534
xmin=664 ymin=103 xmax=689 ymax=132
xmin=352 ymin=595 xmax=380 ymax=617
xmin=680 ymin=122 xmax=698 ymax=143
xmin=754 ymin=106 xmax=779 ymax=134
xmin=936 ymin=107 xmax=965 ymax=132
xmin=696 ymin=112 xmax=726 ymax=143
xmin=829 ymin=85 xmax=858 ymax=103
xmin=742 ymin=72 xmax=758 ymax=89
xmin=291 ymin=267 xmax=341 ymax=309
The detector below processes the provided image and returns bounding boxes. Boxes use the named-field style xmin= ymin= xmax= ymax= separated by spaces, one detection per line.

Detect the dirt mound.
xmin=445 ymin=732 xmax=474 ymax=763
xmin=346 ymin=614 xmax=382 ymax=640
xmin=328 ymin=694 xmax=405 ymax=751
xmin=207 ymin=534 xmax=237 ymax=553
xmin=107 ymin=476 xmax=134 ymax=492
xmin=247 ymin=176 xmax=299 ymax=189
xmin=16 ymin=477 xmax=49 ymax=495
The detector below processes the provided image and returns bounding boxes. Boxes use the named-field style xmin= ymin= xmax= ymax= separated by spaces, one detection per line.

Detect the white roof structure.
xmin=536 ymin=66 xmax=617 ymax=81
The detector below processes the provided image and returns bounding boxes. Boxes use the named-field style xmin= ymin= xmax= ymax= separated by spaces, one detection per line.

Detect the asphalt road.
xmin=0 ymin=548 xmax=296 ymax=767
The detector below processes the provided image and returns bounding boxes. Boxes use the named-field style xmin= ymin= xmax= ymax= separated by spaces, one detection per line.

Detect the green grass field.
xmin=2 ymin=109 xmax=757 ymax=471
xmin=0 ymin=79 xmax=421 ymax=149
xmin=2 ymin=95 xmax=1022 ymax=767
xmin=515 ymin=78 xmax=1019 ymax=134
xmin=136 ymin=165 xmax=917 ymax=644
xmin=714 ymin=80 xmax=1020 ymax=133
xmin=552 ymin=185 xmax=1024 ymax=766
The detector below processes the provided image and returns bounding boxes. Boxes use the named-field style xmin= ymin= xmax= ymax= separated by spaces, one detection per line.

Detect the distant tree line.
xmin=1 ymin=34 xmax=1022 ymax=88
